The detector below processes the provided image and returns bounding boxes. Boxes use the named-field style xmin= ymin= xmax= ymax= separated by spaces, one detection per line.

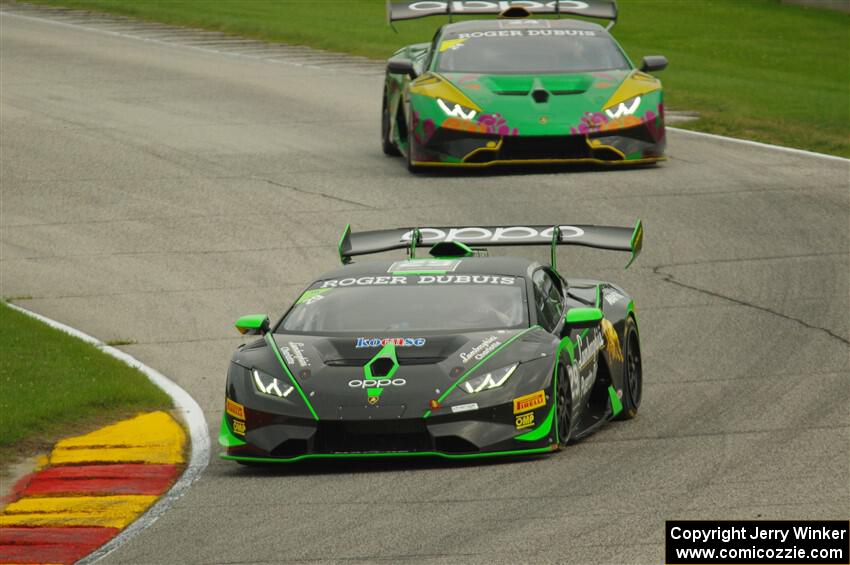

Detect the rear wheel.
xmin=381 ymin=91 xmax=400 ymax=157
xmin=556 ymin=364 xmax=572 ymax=445
xmin=616 ymin=317 xmax=642 ymax=420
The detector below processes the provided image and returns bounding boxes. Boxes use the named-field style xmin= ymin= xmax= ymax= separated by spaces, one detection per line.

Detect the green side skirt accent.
xmin=218 ymin=414 xmax=246 ymax=447
xmin=515 ymin=405 xmax=555 ymax=442
xmin=608 ymin=385 xmax=623 ymax=417
xmin=220 ymin=446 xmax=554 ymax=463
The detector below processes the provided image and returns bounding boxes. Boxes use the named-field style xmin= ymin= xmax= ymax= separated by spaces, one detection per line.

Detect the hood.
xmin=436 ymin=70 xmax=662 ymax=136
xmin=235 ymin=329 xmax=553 ymax=419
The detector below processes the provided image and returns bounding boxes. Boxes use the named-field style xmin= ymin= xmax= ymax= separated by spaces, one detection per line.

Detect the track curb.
xmin=4 ymin=303 xmax=210 ymax=564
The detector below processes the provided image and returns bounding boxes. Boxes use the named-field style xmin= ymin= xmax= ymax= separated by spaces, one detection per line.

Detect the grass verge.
xmin=0 ymin=301 xmax=172 ymax=466
xmin=17 ymin=0 xmax=850 ymax=157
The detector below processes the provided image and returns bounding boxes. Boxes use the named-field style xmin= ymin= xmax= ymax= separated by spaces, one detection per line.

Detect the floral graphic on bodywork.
xmin=570 ymin=103 xmax=664 ymax=142
xmin=477 ymin=113 xmax=519 ymax=136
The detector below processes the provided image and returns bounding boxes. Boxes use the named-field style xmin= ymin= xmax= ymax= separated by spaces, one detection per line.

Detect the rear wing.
xmin=338 ymin=220 xmax=643 ymax=268
xmin=387 ymin=0 xmax=618 ymax=29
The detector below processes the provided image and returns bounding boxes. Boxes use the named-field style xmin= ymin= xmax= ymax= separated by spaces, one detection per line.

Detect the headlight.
xmin=605 ymin=95 xmax=641 ymax=120
xmin=252 ymin=368 xmax=294 ymax=398
xmin=437 ymin=98 xmax=477 ymax=121
xmin=460 ymin=363 xmax=518 ymax=394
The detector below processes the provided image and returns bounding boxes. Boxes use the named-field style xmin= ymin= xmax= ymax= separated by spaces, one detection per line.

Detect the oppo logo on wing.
xmin=401 ymin=225 xmax=585 ymax=243
xmin=409 ymin=1 xmax=591 ymax=13
xmin=348 ymin=378 xmax=407 ymax=389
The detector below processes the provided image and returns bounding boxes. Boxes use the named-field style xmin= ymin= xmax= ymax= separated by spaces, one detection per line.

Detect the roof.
xmin=316 ymin=256 xmax=538 ymax=282
xmin=441 ymin=18 xmax=608 ymax=36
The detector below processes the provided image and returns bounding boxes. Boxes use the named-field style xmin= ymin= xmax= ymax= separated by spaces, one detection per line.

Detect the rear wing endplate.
xmin=387 ymin=1 xmax=618 ymax=29
xmin=338 ymin=220 xmax=643 ymax=268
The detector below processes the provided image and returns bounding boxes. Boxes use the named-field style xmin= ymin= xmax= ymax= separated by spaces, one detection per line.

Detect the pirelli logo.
xmin=226 ymin=398 xmax=245 ymax=420
xmin=513 ymin=390 xmax=546 ymax=414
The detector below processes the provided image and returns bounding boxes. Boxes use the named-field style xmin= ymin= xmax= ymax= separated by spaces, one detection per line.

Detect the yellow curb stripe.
xmin=0 ymin=495 xmax=157 ymax=529
xmin=50 ymin=445 xmax=184 ymax=465
xmin=55 ymin=411 xmax=186 ymax=450
xmin=49 ymin=411 xmax=186 ymax=465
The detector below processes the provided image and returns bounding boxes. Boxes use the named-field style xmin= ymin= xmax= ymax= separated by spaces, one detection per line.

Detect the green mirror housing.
xmin=565 ymin=307 xmax=603 ymax=327
xmin=235 ymin=314 xmax=270 ymax=336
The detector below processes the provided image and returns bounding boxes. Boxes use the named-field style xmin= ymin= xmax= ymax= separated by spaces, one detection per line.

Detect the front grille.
xmin=314 ymin=420 xmax=432 ymax=454
xmin=500 ymin=135 xmax=591 ymax=161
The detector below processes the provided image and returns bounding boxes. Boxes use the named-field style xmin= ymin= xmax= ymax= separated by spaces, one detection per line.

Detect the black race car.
xmin=219 ymin=222 xmax=644 ymax=463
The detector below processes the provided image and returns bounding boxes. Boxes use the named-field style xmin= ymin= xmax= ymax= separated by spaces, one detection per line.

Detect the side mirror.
xmin=639 ymin=55 xmax=668 ymax=73
xmin=235 ymin=314 xmax=270 ymax=336
xmin=387 ymin=58 xmax=416 ymax=78
xmin=565 ymin=307 xmax=603 ymax=329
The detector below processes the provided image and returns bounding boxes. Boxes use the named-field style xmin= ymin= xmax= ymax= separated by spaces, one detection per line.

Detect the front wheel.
xmin=381 ymin=93 xmax=400 ymax=157
xmin=556 ymin=364 xmax=572 ymax=445
xmin=615 ymin=317 xmax=642 ymax=420
xmin=406 ymin=125 xmax=422 ymax=173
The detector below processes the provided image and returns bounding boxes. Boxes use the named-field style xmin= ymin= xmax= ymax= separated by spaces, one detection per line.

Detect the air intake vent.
xmin=368 ymin=357 xmax=395 ymax=378
xmin=532 ymin=89 xmax=549 ymax=104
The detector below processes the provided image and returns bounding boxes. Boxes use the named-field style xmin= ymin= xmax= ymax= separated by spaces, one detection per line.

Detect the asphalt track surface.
xmin=2 ymin=7 xmax=848 ymax=564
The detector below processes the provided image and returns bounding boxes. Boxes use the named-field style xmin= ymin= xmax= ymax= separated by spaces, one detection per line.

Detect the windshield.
xmin=436 ymin=31 xmax=630 ymax=74
xmin=280 ymin=275 xmax=528 ymax=334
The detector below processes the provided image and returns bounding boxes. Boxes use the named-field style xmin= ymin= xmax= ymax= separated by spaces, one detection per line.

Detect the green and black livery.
xmin=220 ymin=221 xmax=644 ymax=464
xmin=381 ymin=0 xmax=668 ymax=171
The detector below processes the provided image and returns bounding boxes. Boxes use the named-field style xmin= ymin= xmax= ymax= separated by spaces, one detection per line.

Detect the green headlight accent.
xmin=423 ymin=326 xmax=539 ymax=418
xmin=221 ymin=446 xmax=553 ymax=463
xmin=265 ymin=332 xmax=319 ymax=421
xmin=218 ymin=414 xmax=246 ymax=448
xmin=515 ymin=405 xmax=555 ymax=442
xmin=364 ymin=342 xmax=399 ymax=380
xmin=608 ymin=385 xmax=623 ymax=417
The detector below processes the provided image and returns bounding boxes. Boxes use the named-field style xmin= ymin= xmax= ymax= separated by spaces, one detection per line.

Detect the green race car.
xmin=382 ymin=0 xmax=668 ymax=171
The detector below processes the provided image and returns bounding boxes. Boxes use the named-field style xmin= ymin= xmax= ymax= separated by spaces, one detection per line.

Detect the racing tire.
xmin=615 ymin=317 xmax=642 ymax=420
xmin=381 ymin=92 xmax=400 ymax=157
xmin=556 ymin=364 xmax=572 ymax=445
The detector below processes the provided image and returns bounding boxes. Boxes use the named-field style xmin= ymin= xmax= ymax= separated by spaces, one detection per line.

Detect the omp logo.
xmin=605 ymin=97 xmax=641 ymax=119
xmin=515 ymin=412 xmax=535 ymax=429
xmin=437 ymin=99 xmax=477 ymax=121
xmin=409 ymin=1 xmax=591 ymax=13
xmin=401 ymin=226 xmax=585 ymax=243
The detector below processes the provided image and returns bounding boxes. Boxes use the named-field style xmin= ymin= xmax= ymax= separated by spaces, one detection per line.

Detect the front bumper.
xmin=410 ymin=119 xmax=666 ymax=168
xmin=220 ymin=394 xmax=557 ymax=463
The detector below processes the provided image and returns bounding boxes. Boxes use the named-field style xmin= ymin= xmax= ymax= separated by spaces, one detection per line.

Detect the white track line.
xmin=0 ymin=10 xmax=327 ymax=71
xmin=668 ymin=127 xmax=850 ymax=163
xmin=6 ymin=303 xmax=210 ymax=565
